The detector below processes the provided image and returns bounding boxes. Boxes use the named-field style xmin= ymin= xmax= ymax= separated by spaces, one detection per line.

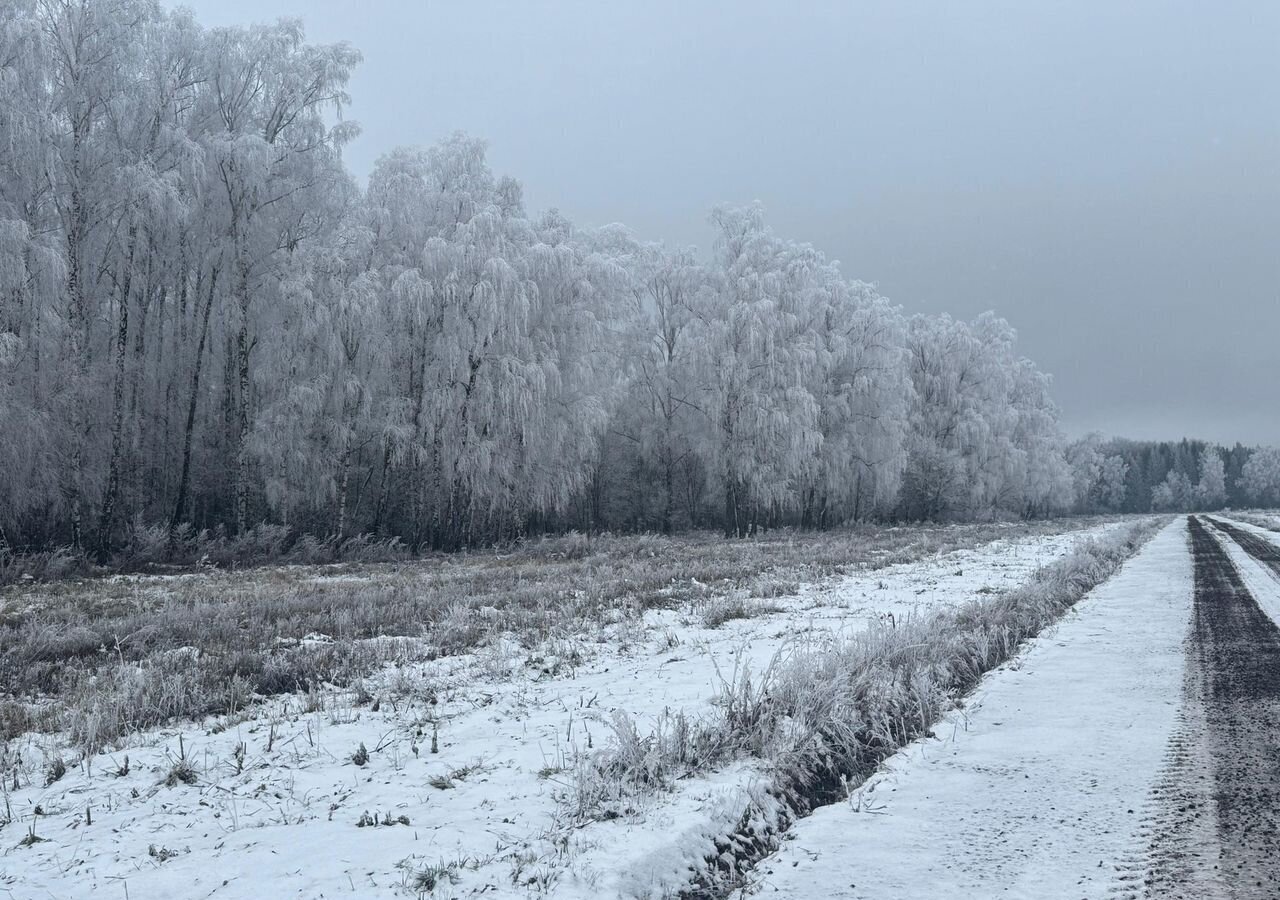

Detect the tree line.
xmin=1067 ymin=437 xmax=1280 ymax=515
xmin=1 ymin=2 xmax=1275 ymax=560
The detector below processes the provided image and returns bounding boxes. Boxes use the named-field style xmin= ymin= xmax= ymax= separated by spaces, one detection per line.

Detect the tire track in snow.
xmin=1136 ymin=517 xmax=1280 ymax=898
xmin=1112 ymin=665 xmax=1224 ymax=898
xmin=1207 ymin=518 xmax=1280 ymax=578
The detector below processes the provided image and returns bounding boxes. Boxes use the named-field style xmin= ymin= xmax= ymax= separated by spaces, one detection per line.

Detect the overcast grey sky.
xmin=170 ymin=0 xmax=1280 ymax=445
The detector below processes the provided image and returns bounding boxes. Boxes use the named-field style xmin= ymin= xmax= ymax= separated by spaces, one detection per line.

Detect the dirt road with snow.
xmin=750 ymin=516 xmax=1280 ymax=899
xmin=1137 ymin=517 xmax=1280 ymax=898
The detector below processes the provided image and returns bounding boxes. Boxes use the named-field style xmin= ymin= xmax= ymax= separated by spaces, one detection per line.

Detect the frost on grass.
xmin=570 ymin=517 xmax=1165 ymax=893
xmin=0 ymin=517 xmax=1114 ymax=755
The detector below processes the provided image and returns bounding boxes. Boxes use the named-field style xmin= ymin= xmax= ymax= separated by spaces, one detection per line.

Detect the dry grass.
xmin=0 ymin=524 xmax=412 ymax=588
xmin=0 ymin=517 xmax=1126 ymax=754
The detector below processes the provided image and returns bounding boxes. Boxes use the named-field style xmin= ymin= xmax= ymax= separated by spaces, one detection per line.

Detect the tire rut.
xmin=1134 ymin=516 xmax=1280 ymax=898
xmin=1113 ymin=696 xmax=1225 ymax=899
xmin=1206 ymin=518 xmax=1280 ymax=577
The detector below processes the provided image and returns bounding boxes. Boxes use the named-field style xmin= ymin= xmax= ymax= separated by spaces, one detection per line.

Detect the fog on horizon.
xmin=170 ymin=0 xmax=1280 ymax=446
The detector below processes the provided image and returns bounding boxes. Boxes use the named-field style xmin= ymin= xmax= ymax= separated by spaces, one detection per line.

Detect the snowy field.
xmin=0 ymin=519 xmax=1129 ymax=899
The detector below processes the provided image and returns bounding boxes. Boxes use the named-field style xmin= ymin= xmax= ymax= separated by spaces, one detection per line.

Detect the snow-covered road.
xmin=750 ymin=518 xmax=1195 ymax=900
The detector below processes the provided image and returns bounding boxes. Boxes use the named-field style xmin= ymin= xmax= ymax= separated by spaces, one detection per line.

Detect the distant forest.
xmin=1066 ymin=437 xmax=1279 ymax=516
xmin=2 ymin=2 xmax=1278 ymax=565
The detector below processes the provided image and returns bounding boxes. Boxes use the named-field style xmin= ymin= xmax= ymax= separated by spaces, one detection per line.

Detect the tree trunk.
xmin=170 ymin=265 xmax=218 ymax=545
xmin=724 ymin=475 xmax=740 ymax=538
xmin=233 ymin=254 xmax=252 ymax=535
xmin=62 ymin=175 xmax=87 ymax=550
xmin=661 ymin=408 xmax=675 ymax=534
xmin=335 ymin=445 xmax=351 ymax=544
xmin=372 ymin=440 xmax=392 ymax=535
xmin=97 ymin=225 xmax=140 ymax=556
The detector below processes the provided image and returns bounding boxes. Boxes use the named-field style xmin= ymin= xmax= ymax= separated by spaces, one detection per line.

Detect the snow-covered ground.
xmin=0 ymin=520 xmax=1125 ymax=899
xmin=749 ymin=518 xmax=1192 ymax=899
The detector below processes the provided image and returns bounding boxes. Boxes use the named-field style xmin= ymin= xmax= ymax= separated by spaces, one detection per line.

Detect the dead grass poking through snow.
xmin=0 ymin=517 xmax=1126 ymax=754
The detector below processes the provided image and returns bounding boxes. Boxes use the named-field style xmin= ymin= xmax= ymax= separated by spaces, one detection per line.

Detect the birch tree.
xmin=800 ymin=278 xmax=909 ymax=526
xmin=1241 ymin=447 xmax=1280 ymax=507
xmin=1195 ymin=445 xmax=1227 ymax=509
xmin=42 ymin=0 xmax=158 ymax=546
xmin=604 ymin=239 xmax=706 ymax=531
xmin=900 ymin=313 xmax=1067 ymax=520
xmin=201 ymin=19 xmax=359 ymax=533
xmin=697 ymin=205 xmax=822 ymax=536
xmin=0 ymin=1 xmax=64 ymax=542
xmin=94 ymin=5 xmax=204 ymax=552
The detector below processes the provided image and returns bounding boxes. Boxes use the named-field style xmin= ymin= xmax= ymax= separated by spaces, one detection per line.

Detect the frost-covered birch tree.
xmin=200 ymin=19 xmax=359 ymax=533
xmin=799 ymin=278 xmax=909 ymax=526
xmin=601 ymin=239 xmax=707 ymax=531
xmin=900 ymin=313 xmax=1069 ymax=520
xmin=0 ymin=0 xmax=65 ymax=544
xmin=1241 ymin=447 xmax=1280 ymax=507
xmin=1195 ymin=446 xmax=1227 ymax=510
xmin=695 ymin=205 xmax=823 ymax=536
